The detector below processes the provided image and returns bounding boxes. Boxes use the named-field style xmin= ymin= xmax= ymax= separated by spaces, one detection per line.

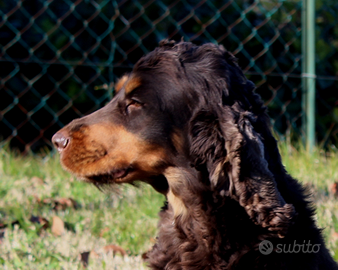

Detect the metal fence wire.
xmin=1 ymin=0 xmax=338 ymax=153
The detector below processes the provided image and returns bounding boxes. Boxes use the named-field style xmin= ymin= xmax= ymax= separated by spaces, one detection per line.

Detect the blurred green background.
xmin=1 ymin=0 xmax=338 ymax=152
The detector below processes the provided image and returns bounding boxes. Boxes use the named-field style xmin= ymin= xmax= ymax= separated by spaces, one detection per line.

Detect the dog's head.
xmin=52 ymin=40 xmax=295 ymax=236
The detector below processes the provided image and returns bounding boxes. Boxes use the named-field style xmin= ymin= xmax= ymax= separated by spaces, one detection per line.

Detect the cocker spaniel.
xmin=52 ymin=40 xmax=338 ymax=269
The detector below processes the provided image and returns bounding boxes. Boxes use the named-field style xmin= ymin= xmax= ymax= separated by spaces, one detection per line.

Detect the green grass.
xmin=0 ymin=148 xmax=164 ymax=269
xmin=279 ymin=143 xmax=338 ymax=261
xmin=1 ymin=143 xmax=338 ymax=269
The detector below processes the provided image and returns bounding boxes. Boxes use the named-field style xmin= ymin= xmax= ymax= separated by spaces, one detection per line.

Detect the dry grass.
xmin=0 ymin=142 xmax=338 ymax=268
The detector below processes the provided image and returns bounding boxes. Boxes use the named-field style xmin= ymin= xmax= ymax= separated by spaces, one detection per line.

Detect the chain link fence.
xmin=1 ymin=0 xmax=338 ymax=153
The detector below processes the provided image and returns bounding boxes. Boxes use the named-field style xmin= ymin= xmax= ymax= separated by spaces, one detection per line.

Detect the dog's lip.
xmin=85 ymin=167 xmax=133 ymax=183
xmin=111 ymin=168 xmax=130 ymax=180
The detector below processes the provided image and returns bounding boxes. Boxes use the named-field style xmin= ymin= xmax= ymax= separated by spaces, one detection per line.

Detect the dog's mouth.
xmin=85 ymin=167 xmax=133 ymax=185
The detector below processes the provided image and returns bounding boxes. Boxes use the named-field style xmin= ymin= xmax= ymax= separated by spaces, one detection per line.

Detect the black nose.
xmin=52 ymin=132 xmax=69 ymax=152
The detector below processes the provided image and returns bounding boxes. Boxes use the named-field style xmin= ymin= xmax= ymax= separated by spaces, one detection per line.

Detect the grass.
xmin=1 ymin=143 xmax=338 ymax=269
xmin=0 ymin=148 xmax=164 ymax=269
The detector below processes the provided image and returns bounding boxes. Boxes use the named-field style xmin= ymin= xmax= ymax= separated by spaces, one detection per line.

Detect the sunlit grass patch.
xmin=1 ymin=142 xmax=338 ymax=268
xmin=0 ymin=147 xmax=164 ymax=269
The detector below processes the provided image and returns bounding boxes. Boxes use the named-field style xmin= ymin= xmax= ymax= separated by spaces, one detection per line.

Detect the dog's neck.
xmin=164 ymin=166 xmax=206 ymax=220
xmin=163 ymin=165 xmax=229 ymax=237
xmin=158 ymin=166 xmax=250 ymax=268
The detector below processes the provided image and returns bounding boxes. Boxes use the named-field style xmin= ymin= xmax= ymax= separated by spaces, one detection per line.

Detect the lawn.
xmin=1 ymin=143 xmax=338 ymax=269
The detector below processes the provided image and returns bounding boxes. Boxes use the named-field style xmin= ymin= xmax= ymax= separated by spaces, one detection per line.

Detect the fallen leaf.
xmin=99 ymin=227 xmax=110 ymax=237
xmin=79 ymin=251 xmax=90 ymax=268
xmin=30 ymin=215 xmax=50 ymax=233
xmin=142 ymin=251 xmax=149 ymax=260
xmin=31 ymin=176 xmax=44 ymax=186
xmin=55 ymin=197 xmax=78 ymax=210
xmin=101 ymin=244 xmax=127 ymax=256
xmin=42 ymin=198 xmax=53 ymax=204
xmin=29 ymin=215 xmax=48 ymax=225
xmin=51 ymin=216 xmax=65 ymax=236
xmin=41 ymin=197 xmax=78 ymax=211
xmin=330 ymin=182 xmax=338 ymax=197
xmin=332 ymin=231 xmax=338 ymax=239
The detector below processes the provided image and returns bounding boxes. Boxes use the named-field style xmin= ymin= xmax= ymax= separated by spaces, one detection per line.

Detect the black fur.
xmin=53 ymin=40 xmax=338 ymax=269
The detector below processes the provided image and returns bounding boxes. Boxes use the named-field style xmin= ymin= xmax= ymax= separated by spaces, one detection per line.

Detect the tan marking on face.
xmin=167 ymin=189 xmax=187 ymax=218
xmin=125 ymin=76 xmax=142 ymax=94
xmin=59 ymin=123 xmax=169 ymax=182
xmin=164 ymin=167 xmax=190 ymax=218
xmin=115 ymin=75 xmax=129 ymax=93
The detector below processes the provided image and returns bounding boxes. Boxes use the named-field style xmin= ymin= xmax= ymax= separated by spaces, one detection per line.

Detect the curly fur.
xmin=53 ymin=40 xmax=338 ymax=269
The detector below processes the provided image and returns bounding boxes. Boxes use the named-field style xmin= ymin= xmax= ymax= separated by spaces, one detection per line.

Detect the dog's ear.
xmin=189 ymin=104 xmax=296 ymax=237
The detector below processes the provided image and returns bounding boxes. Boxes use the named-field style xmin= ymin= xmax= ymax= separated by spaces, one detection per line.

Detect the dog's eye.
xmin=125 ymin=99 xmax=142 ymax=114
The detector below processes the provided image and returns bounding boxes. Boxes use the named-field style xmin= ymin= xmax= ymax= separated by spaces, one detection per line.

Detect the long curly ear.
xmin=190 ymin=105 xmax=296 ymax=237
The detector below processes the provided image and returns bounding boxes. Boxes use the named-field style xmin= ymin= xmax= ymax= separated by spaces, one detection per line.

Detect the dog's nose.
xmin=52 ymin=132 xmax=70 ymax=152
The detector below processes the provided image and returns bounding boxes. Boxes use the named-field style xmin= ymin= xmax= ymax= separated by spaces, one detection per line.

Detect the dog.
xmin=52 ymin=40 xmax=338 ymax=269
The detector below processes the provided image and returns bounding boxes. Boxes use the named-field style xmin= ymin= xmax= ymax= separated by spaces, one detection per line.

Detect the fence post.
xmin=302 ymin=0 xmax=316 ymax=152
